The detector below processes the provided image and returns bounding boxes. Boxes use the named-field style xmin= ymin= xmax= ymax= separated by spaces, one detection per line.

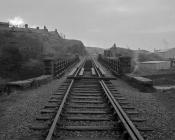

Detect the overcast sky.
xmin=0 ymin=0 xmax=175 ymax=51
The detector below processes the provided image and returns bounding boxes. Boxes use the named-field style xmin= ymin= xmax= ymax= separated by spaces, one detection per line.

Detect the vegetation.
xmin=0 ymin=30 xmax=86 ymax=81
xmin=138 ymin=52 xmax=164 ymax=62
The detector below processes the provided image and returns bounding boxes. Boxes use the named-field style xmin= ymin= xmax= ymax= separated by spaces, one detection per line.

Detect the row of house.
xmin=0 ymin=21 xmax=64 ymax=38
xmin=0 ymin=21 xmax=49 ymax=32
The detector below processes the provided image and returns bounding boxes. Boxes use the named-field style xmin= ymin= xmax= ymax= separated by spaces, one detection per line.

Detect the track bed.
xmin=30 ymin=58 xmax=145 ymax=140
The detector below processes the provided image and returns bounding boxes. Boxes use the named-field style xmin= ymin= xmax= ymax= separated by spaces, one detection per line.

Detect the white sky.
xmin=0 ymin=0 xmax=175 ymax=51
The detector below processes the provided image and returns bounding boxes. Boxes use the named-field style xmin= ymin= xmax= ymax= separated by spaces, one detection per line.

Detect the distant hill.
xmin=86 ymin=46 xmax=104 ymax=56
xmin=0 ymin=29 xmax=86 ymax=58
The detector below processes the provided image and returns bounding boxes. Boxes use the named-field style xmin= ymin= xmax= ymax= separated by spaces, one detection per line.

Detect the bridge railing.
xmin=98 ymin=55 xmax=131 ymax=75
xmin=43 ymin=56 xmax=79 ymax=77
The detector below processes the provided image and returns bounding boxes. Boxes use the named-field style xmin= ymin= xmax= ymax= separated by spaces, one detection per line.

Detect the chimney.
xmin=25 ymin=24 xmax=28 ymax=29
xmin=44 ymin=25 xmax=48 ymax=32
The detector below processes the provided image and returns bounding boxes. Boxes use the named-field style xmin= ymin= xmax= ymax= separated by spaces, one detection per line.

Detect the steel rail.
xmin=45 ymin=59 xmax=85 ymax=140
xmin=92 ymin=58 xmax=144 ymax=140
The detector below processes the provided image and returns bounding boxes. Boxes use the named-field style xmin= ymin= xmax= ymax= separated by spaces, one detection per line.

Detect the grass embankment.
xmin=0 ymin=29 xmax=86 ymax=82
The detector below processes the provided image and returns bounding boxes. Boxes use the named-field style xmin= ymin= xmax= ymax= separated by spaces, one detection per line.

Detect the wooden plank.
xmin=60 ymin=125 xmax=116 ymax=131
xmin=91 ymin=68 xmax=96 ymax=75
xmin=67 ymin=76 xmax=116 ymax=80
xmin=68 ymin=68 xmax=77 ymax=76
xmin=98 ymin=66 xmax=105 ymax=76
xmin=79 ymin=68 xmax=84 ymax=76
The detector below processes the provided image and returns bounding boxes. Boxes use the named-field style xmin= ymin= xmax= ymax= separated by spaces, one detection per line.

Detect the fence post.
xmin=43 ymin=58 xmax=55 ymax=76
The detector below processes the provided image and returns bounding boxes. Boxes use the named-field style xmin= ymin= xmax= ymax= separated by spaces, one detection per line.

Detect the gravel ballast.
xmin=1 ymin=59 xmax=175 ymax=140
xmin=0 ymin=76 xmax=66 ymax=140
xmin=98 ymin=60 xmax=175 ymax=140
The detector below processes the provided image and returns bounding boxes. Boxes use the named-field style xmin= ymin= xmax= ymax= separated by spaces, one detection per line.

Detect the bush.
xmin=19 ymin=59 xmax=44 ymax=80
xmin=0 ymin=46 xmax=44 ymax=80
xmin=0 ymin=46 xmax=23 ymax=79
xmin=138 ymin=53 xmax=164 ymax=62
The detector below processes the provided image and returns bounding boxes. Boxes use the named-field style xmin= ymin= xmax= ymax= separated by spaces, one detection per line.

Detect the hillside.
xmin=86 ymin=46 xmax=104 ymax=56
xmin=0 ymin=30 xmax=86 ymax=58
xmin=0 ymin=29 xmax=86 ymax=80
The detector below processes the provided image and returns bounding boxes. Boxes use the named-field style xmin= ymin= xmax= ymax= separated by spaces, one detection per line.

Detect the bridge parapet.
xmin=98 ymin=55 xmax=131 ymax=75
xmin=43 ymin=56 xmax=79 ymax=77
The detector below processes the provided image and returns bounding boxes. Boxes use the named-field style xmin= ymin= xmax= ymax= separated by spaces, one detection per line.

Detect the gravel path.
xmin=98 ymin=60 xmax=175 ymax=140
xmin=0 ymin=76 xmax=66 ymax=140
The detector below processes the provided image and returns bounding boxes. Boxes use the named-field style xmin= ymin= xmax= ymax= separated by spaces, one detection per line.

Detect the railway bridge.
xmin=27 ymin=56 xmax=148 ymax=140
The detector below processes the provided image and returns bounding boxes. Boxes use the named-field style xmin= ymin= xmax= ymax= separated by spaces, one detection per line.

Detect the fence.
xmin=98 ymin=55 xmax=131 ymax=75
xmin=0 ymin=56 xmax=79 ymax=94
xmin=43 ymin=56 xmax=80 ymax=77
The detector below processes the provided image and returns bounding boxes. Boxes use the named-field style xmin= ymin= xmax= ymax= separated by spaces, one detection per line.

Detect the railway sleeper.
xmin=72 ymin=89 xmax=102 ymax=92
xmin=64 ymin=116 xmax=112 ymax=121
xmin=49 ymin=96 xmax=62 ymax=100
xmin=68 ymin=100 xmax=105 ymax=103
xmin=40 ymin=108 xmax=57 ymax=114
xmin=71 ymin=89 xmax=101 ymax=92
xmin=44 ymin=103 xmax=60 ymax=108
xmin=70 ymin=96 xmax=102 ymax=99
xmin=64 ymin=110 xmax=110 ymax=114
xmin=66 ymin=103 xmax=107 ymax=108
xmin=48 ymin=99 xmax=62 ymax=103
xmin=52 ymin=92 xmax=65 ymax=95
xmin=70 ymin=93 xmax=102 ymax=96
xmin=36 ymin=115 xmax=53 ymax=121
xmin=57 ymin=125 xmax=119 ymax=131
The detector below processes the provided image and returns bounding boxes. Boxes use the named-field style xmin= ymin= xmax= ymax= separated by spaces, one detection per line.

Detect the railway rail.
xmin=31 ymin=57 xmax=145 ymax=140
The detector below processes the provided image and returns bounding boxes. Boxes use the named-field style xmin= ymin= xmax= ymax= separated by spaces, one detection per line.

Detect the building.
xmin=104 ymin=43 xmax=120 ymax=57
xmin=104 ymin=50 xmax=112 ymax=57
xmin=139 ymin=61 xmax=171 ymax=70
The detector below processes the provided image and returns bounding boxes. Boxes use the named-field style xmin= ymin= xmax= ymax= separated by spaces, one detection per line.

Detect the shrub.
xmin=19 ymin=59 xmax=44 ymax=80
xmin=0 ymin=46 xmax=23 ymax=79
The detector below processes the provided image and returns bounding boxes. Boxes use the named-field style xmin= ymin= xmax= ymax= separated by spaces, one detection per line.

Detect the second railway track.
xmin=31 ymin=57 xmax=145 ymax=140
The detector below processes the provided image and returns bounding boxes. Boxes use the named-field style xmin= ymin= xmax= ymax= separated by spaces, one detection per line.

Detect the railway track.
xmin=31 ymin=57 xmax=145 ymax=140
